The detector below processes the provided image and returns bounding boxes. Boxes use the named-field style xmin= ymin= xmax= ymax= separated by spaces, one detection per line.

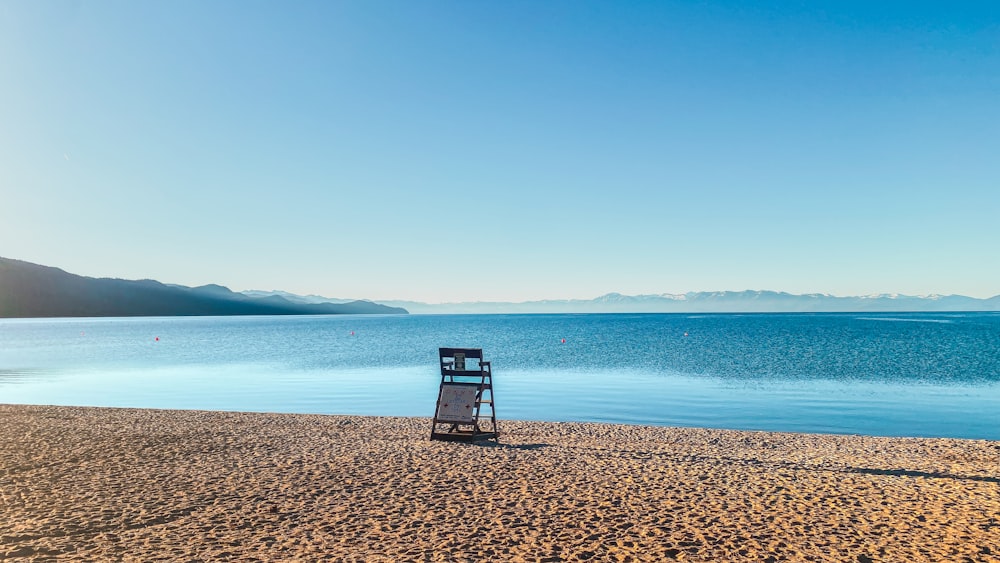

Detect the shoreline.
xmin=2 ymin=404 xmax=998 ymax=561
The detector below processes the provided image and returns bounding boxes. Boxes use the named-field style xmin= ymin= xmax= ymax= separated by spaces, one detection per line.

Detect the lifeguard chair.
xmin=430 ymin=347 xmax=499 ymax=442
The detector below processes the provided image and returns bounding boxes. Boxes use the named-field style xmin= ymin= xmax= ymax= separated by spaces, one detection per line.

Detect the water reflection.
xmin=0 ymin=368 xmax=48 ymax=384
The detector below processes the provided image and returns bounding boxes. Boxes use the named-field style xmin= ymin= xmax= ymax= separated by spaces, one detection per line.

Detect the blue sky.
xmin=2 ymin=1 xmax=998 ymax=302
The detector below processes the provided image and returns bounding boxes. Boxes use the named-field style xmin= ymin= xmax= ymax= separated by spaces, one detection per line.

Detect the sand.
xmin=1 ymin=404 xmax=998 ymax=562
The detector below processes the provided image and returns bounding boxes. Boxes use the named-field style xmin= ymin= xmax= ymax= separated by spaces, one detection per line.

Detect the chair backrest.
xmin=439 ymin=347 xmax=485 ymax=375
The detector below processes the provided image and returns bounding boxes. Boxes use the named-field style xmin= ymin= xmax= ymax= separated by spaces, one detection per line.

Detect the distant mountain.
xmin=238 ymin=289 xmax=1000 ymax=315
xmin=7 ymin=255 xmax=988 ymax=318
xmin=376 ymin=290 xmax=1000 ymax=314
xmin=241 ymin=289 xmax=354 ymax=305
xmin=0 ymin=258 xmax=407 ymax=318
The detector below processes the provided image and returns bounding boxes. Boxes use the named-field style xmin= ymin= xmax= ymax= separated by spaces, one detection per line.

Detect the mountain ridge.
xmin=374 ymin=290 xmax=1000 ymax=314
xmin=3 ymin=257 xmax=996 ymax=317
xmin=0 ymin=258 xmax=407 ymax=318
xmin=240 ymin=289 xmax=1000 ymax=314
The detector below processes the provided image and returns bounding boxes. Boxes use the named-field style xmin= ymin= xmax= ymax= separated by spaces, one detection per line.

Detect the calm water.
xmin=1 ymin=313 xmax=998 ymax=439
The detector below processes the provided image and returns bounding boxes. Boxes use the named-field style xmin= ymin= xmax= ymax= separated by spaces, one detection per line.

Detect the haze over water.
xmin=2 ymin=312 xmax=998 ymax=440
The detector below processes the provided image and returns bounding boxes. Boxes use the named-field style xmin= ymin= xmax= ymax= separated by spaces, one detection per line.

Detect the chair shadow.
xmin=841 ymin=466 xmax=1000 ymax=484
xmin=578 ymin=446 xmax=1000 ymax=485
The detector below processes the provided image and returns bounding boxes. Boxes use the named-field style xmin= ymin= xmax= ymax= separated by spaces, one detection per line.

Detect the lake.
xmin=1 ymin=312 xmax=998 ymax=439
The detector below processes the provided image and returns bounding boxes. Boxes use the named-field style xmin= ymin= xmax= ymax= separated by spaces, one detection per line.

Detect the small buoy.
xmin=350 ymin=331 xmax=355 ymax=336
xmin=155 ymin=337 xmax=159 ymax=341
xmin=683 ymin=332 xmax=688 ymax=337
xmin=561 ymin=338 xmax=566 ymax=344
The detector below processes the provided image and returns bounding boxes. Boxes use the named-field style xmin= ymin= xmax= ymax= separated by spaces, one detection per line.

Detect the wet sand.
xmin=1 ymin=404 xmax=998 ymax=562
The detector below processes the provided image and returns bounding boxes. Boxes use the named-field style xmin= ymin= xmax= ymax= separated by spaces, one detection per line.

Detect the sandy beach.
xmin=1 ymin=404 xmax=998 ymax=562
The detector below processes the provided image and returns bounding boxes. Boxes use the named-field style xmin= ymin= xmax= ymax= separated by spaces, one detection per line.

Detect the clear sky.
xmin=2 ymin=1 xmax=998 ymax=302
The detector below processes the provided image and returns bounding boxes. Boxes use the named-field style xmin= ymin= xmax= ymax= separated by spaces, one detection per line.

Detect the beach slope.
xmin=1 ymin=404 xmax=998 ymax=561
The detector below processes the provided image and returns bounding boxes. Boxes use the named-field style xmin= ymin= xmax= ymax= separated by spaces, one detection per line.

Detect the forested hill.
xmin=0 ymin=258 xmax=407 ymax=318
